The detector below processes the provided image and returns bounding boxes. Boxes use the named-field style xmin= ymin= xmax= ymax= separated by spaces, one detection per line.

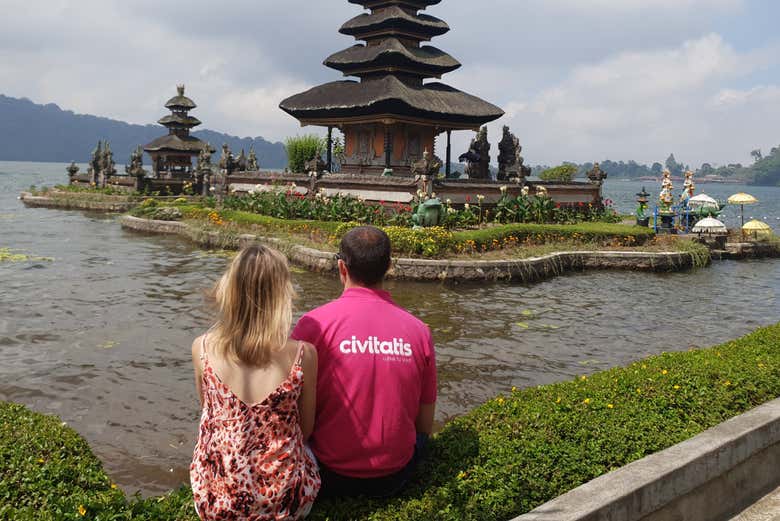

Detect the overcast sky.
xmin=2 ymin=0 xmax=779 ymax=166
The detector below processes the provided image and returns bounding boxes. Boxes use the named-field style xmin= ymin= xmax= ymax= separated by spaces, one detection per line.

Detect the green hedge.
xmin=130 ymin=204 xmax=655 ymax=258
xmin=452 ymin=222 xmax=655 ymax=252
xmin=3 ymin=324 xmax=779 ymax=519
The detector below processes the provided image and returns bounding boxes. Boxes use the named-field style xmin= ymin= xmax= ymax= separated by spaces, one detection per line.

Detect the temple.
xmin=280 ymin=0 xmax=504 ymax=176
xmin=144 ymin=85 xmax=213 ymax=178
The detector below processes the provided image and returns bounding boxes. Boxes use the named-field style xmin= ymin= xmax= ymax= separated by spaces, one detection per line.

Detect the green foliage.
xmin=223 ymin=188 xmax=413 ymax=227
xmin=382 ymin=227 xmax=454 ymax=257
xmin=746 ymin=145 xmax=780 ymax=186
xmin=451 ymin=222 xmax=655 ymax=254
xmin=539 ymin=165 xmax=578 ymax=182
xmin=4 ymin=324 xmax=780 ymax=519
xmin=0 ymin=402 xmax=126 ymax=520
xmin=285 ymin=135 xmax=326 ymax=173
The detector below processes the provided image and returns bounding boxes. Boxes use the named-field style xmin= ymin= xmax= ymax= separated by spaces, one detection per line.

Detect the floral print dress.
xmin=191 ymin=342 xmax=320 ymax=520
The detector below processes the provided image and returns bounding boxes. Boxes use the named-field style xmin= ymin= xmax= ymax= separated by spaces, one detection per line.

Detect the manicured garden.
xmin=128 ymin=188 xmax=661 ymax=259
xmin=2 ymin=323 xmax=779 ymax=520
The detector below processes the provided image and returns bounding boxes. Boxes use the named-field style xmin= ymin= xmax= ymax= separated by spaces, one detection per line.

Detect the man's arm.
xmin=415 ymin=402 xmax=435 ymax=436
xmin=417 ymin=328 xmax=438 ymax=436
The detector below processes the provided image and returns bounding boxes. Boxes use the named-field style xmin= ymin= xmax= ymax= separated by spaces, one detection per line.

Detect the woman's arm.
xmin=191 ymin=336 xmax=205 ymax=407
xmin=297 ymin=342 xmax=318 ymax=442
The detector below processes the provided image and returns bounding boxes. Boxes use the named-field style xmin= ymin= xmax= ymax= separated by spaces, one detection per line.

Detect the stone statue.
xmin=587 ymin=162 xmax=607 ymax=186
xmin=304 ymin=155 xmax=327 ymax=175
xmin=66 ymin=161 xmax=80 ymax=180
xmin=514 ymin=139 xmax=532 ymax=182
xmin=197 ymin=144 xmax=213 ymax=173
xmin=88 ymin=141 xmax=103 ymax=185
xmin=465 ymin=127 xmax=490 ymax=180
xmin=497 ymin=126 xmax=517 ymax=181
xmin=125 ymin=146 xmax=145 ymax=177
xmin=247 ymin=146 xmax=259 ymax=172
xmin=219 ymin=144 xmax=236 ymax=175
xmin=99 ymin=142 xmax=116 ymax=187
xmin=236 ymin=149 xmax=248 ymax=172
xmin=411 ymin=148 xmax=443 ymax=178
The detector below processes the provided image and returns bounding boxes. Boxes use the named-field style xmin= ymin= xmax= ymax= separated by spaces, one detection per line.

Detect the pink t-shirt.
xmin=291 ymin=287 xmax=437 ymax=478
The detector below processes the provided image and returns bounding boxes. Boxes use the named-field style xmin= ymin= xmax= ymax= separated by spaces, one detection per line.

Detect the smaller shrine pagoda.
xmin=144 ymin=85 xmax=212 ymax=178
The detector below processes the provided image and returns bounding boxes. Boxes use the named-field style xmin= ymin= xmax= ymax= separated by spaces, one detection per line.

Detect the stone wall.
xmin=120 ymin=215 xmax=704 ymax=283
xmin=513 ymin=398 xmax=780 ymax=521
xmin=224 ymin=171 xmax=603 ymax=208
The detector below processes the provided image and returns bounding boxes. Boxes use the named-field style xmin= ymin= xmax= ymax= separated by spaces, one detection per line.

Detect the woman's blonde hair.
xmin=211 ymin=245 xmax=294 ymax=366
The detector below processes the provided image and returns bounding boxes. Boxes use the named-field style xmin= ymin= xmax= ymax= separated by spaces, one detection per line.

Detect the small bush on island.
xmin=285 ymin=135 xmax=326 ymax=173
xmin=2 ymin=324 xmax=779 ymax=520
xmin=539 ymin=164 xmax=578 ymax=182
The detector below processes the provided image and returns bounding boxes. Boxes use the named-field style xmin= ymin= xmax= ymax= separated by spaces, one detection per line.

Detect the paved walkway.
xmin=730 ymin=487 xmax=780 ymax=521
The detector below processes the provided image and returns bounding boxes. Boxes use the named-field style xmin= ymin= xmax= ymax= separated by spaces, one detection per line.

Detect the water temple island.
xmin=9 ymin=1 xmax=780 ymax=520
xmin=31 ymin=0 xmax=776 ymax=271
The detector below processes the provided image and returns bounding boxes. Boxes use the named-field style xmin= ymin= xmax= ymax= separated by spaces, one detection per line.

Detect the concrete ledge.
xmin=120 ymin=215 xmax=703 ymax=283
xmin=20 ymin=192 xmax=137 ymax=213
xmin=513 ymin=398 xmax=780 ymax=521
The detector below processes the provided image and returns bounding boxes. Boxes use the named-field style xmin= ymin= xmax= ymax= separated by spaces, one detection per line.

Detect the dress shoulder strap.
xmin=200 ymin=334 xmax=208 ymax=362
xmin=294 ymin=341 xmax=305 ymax=368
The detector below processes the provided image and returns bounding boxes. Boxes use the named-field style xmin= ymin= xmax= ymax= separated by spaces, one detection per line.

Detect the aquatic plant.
xmin=0 ymin=248 xmax=52 ymax=263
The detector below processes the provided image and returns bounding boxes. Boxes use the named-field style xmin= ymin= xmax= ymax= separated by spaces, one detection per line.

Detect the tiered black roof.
xmin=280 ymin=0 xmax=503 ymax=130
xmin=340 ymin=6 xmax=449 ymax=41
xmin=325 ymin=38 xmax=460 ymax=78
xmin=145 ymin=85 xmax=209 ymax=154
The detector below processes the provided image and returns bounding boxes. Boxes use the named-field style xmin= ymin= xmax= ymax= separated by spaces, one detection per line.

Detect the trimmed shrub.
xmin=539 ymin=165 xmax=578 ymax=182
xmin=452 ymin=222 xmax=655 ymax=253
xmin=285 ymin=135 xmax=325 ymax=173
xmin=0 ymin=402 xmax=127 ymax=520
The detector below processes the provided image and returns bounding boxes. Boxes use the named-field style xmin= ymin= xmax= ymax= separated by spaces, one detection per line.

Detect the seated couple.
xmin=189 ymin=226 xmax=437 ymax=520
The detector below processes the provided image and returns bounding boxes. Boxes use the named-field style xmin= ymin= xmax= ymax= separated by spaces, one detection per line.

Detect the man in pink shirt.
xmin=291 ymin=226 xmax=437 ymax=497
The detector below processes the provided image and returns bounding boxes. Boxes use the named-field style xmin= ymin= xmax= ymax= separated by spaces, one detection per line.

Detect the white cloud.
xmin=476 ymin=33 xmax=780 ymax=167
xmin=0 ymin=0 xmax=777 ymax=167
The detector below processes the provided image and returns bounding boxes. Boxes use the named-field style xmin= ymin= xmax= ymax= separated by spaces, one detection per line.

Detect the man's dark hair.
xmin=339 ymin=226 xmax=391 ymax=287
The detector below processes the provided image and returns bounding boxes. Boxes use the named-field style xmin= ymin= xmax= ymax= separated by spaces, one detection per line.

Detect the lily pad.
xmin=516 ymin=322 xmax=530 ymax=330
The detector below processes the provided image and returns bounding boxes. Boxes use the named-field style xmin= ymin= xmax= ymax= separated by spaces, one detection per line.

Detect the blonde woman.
xmin=190 ymin=245 xmax=320 ymax=520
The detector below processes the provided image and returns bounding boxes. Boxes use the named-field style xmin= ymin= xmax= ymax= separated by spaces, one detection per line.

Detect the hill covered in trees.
xmin=0 ymin=95 xmax=287 ymax=168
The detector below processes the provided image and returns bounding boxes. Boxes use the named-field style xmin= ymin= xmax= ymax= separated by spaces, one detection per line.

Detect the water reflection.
xmin=0 ymin=163 xmax=778 ymax=496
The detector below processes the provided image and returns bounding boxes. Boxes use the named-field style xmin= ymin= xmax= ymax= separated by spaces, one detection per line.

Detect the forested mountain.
xmin=0 ymin=95 xmax=287 ymax=168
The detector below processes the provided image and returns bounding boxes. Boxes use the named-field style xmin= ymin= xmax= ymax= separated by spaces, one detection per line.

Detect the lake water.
xmin=1 ymin=161 xmax=778 ymax=496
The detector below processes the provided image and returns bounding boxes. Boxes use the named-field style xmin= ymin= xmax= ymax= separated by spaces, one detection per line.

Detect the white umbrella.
xmin=692 ymin=217 xmax=727 ymax=234
xmin=688 ymin=194 xmax=719 ymax=209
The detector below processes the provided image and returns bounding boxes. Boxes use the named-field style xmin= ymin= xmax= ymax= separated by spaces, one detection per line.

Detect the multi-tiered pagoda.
xmin=280 ymin=0 xmax=504 ymax=176
xmin=144 ymin=85 xmax=212 ymax=178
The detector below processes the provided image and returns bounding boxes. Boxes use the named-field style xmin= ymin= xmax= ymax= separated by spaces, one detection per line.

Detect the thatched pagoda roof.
xmin=281 ymin=0 xmax=503 ymax=130
xmin=165 ymin=85 xmax=197 ymax=110
xmin=326 ymin=39 xmax=460 ymax=78
xmin=340 ymin=6 xmax=449 ymax=40
xmin=348 ymin=0 xmax=441 ymax=8
xmin=143 ymin=134 xmax=211 ymax=154
xmin=280 ymin=75 xmax=503 ymax=129
xmin=158 ymin=114 xmax=202 ymax=128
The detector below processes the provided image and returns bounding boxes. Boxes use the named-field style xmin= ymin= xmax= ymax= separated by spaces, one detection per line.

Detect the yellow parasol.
xmin=727 ymin=193 xmax=759 ymax=227
xmin=742 ymin=219 xmax=773 ymax=240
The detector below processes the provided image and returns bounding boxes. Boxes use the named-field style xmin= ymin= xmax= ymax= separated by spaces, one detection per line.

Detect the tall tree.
xmin=665 ymin=154 xmax=683 ymax=176
xmin=751 ymin=149 xmax=763 ymax=163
